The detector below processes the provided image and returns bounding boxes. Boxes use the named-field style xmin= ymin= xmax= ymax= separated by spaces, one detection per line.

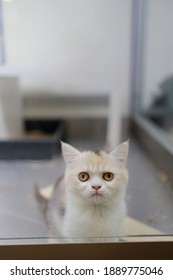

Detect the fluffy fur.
xmin=36 ymin=141 xmax=129 ymax=243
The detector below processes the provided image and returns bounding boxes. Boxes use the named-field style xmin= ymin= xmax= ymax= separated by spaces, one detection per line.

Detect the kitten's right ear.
xmin=61 ymin=141 xmax=81 ymax=165
xmin=110 ymin=140 xmax=129 ymax=168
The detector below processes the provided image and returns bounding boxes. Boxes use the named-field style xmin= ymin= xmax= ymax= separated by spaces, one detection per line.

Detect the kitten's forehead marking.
xmin=79 ymin=150 xmax=112 ymax=173
xmin=83 ymin=150 xmax=107 ymax=162
xmin=94 ymin=150 xmax=101 ymax=156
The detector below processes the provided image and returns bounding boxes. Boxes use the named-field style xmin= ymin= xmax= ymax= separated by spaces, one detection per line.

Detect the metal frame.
xmin=130 ymin=0 xmax=148 ymax=114
xmin=1 ymin=242 xmax=173 ymax=260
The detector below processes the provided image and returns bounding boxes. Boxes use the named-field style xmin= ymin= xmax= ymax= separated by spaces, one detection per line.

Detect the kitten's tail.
xmin=34 ymin=183 xmax=48 ymax=214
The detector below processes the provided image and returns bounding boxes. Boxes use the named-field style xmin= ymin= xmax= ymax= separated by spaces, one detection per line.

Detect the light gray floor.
xmin=0 ymin=138 xmax=173 ymax=244
xmin=127 ymin=140 xmax=173 ymax=234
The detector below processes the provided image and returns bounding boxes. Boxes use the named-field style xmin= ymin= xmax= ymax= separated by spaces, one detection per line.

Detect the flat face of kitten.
xmin=61 ymin=141 xmax=129 ymax=204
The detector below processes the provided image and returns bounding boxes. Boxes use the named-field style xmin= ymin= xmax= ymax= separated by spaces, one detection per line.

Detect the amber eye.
xmin=78 ymin=172 xmax=89 ymax=182
xmin=102 ymin=172 xmax=114 ymax=181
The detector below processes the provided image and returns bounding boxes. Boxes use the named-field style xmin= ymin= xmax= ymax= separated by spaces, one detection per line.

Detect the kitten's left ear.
xmin=110 ymin=140 xmax=129 ymax=168
xmin=61 ymin=141 xmax=81 ymax=166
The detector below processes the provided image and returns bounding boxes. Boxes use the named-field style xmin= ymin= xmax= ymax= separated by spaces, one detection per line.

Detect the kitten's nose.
xmin=92 ymin=185 xmax=101 ymax=191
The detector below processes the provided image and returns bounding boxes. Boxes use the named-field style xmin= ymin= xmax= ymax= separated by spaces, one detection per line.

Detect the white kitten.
xmin=36 ymin=141 xmax=129 ymax=243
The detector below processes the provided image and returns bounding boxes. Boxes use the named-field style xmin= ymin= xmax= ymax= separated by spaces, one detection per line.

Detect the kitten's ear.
xmin=110 ymin=140 xmax=129 ymax=168
xmin=61 ymin=141 xmax=81 ymax=165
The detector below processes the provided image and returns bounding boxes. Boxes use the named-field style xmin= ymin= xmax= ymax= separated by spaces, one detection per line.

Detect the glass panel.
xmin=0 ymin=0 xmax=173 ymax=246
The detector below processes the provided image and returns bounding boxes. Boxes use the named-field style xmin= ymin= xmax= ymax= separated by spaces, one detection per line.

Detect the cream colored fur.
xmin=39 ymin=141 xmax=129 ymax=243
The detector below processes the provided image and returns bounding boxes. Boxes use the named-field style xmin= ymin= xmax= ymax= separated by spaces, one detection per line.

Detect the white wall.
xmin=2 ymin=0 xmax=131 ymax=116
xmin=143 ymin=0 xmax=173 ymax=110
xmin=0 ymin=76 xmax=23 ymax=138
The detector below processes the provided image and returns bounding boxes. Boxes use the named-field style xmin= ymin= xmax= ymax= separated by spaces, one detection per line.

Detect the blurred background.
xmin=0 ymin=0 xmax=131 ymax=150
xmin=0 ymin=0 xmax=173 ymax=243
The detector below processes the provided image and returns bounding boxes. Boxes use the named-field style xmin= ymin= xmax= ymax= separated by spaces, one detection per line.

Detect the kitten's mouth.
xmin=91 ymin=192 xmax=103 ymax=197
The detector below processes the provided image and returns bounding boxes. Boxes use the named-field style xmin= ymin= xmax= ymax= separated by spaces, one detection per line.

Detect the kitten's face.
xmin=61 ymin=142 xmax=129 ymax=204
